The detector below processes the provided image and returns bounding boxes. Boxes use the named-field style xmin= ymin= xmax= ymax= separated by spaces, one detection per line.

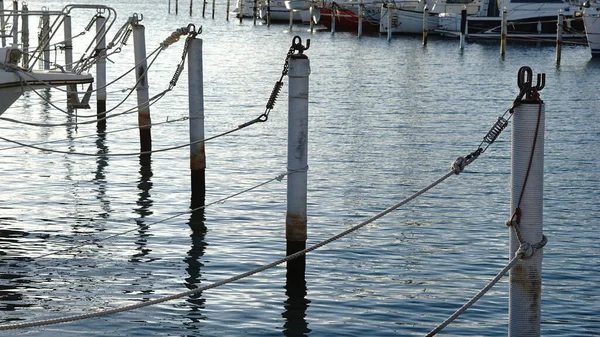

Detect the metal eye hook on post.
xmin=515 ymin=66 xmax=545 ymax=104
xmin=291 ymin=36 xmax=310 ymax=55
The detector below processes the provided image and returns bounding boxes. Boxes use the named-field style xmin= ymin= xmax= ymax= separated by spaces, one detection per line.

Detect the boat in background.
xmin=316 ymin=0 xmax=382 ymax=33
xmin=0 ymin=47 xmax=93 ymax=115
xmin=582 ymin=0 xmax=600 ymax=56
xmin=379 ymin=0 xmax=479 ymax=35
xmin=436 ymin=0 xmax=586 ymax=39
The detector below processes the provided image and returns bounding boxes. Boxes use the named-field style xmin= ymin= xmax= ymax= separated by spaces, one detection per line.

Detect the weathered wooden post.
xmin=423 ymin=5 xmax=428 ymax=45
xmin=509 ymin=67 xmax=546 ymax=337
xmin=21 ymin=3 xmax=29 ymax=67
xmin=132 ymin=18 xmax=152 ymax=152
xmin=501 ymin=6 xmax=507 ymax=57
xmin=556 ymin=10 xmax=563 ymax=65
xmin=266 ymin=0 xmax=271 ymax=26
xmin=96 ymin=15 xmax=107 ymax=129
xmin=188 ymin=37 xmax=206 ymax=209
xmin=212 ymin=0 xmax=216 ymax=18
xmin=460 ymin=7 xmax=467 ymax=49
xmin=11 ymin=0 xmax=17 ymax=47
xmin=0 ymin=0 xmax=5 ymax=47
xmin=226 ymin=0 xmax=231 ymax=20
xmin=253 ymin=0 xmax=258 ymax=25
xmin=357 ymin=0 xmax=363 ymax=37
xmin=190 ymin=0 xmax=194 ymax=16
xmin=41 ymin=9 xmax=50 ymax=69
xmin=63 ymin=14 xmax=73 ymax=71
xmin=286 ymin=38 xmax=310 ymax=295
xmin=176 ymin=0 xmax=179 ymax=14
xmin=331 ymin=3 xmax=336 ymax=35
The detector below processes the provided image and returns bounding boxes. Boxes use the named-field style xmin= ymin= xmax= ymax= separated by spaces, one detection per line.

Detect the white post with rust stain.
xmin=286 ymin=54 xmax=310 ymax=245
xmin=132 ymin=21 xmax=152 ymax=152
xmin=286 ymin=51 xmax=310 ymax=296
xmin=509 ymin=95 xmax=545 ymax=337
xmin=188 ymin=38 xmax=206 ymax=209
xmin=96 ymin=15 xmax=107 ymax=129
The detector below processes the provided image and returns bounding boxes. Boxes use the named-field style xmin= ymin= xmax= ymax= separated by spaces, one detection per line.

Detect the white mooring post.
xmin=96 ymin=15 xmax=107 ymax=129
xmin=286 ymin=48 xmax=310 ymax=255
xmin=188 ymin=38 xmax=206 ymax=209
xmin=501 ymin=6 xmax=507 ymax=57
xmin=286 ymin=43 xmax=310 ymax=297
xmin=509 ymin=76 xmax=545 ymax=336
xmin=132 ymin=21 xmax=152 ymax=152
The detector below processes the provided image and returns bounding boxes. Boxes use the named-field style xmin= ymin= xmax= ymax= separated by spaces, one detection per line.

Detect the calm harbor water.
xmin=1 ymin=0 xmax=599 ymax=336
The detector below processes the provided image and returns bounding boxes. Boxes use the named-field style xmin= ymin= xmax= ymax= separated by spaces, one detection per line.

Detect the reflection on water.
xmin=284 ymin=242 xmax=310 ymax=336
xmin=184 ymin=209 xmax=208 ymax=332
xmin=131 ymin=154 xmax=154 ymax=263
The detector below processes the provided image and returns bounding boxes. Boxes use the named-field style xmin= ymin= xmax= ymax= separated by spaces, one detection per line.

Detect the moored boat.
xmin=0 ymin=46 xmax=93 ymax=116
xmin=316 ymin=0 xmax=382 ymax=33
xmin=582 ymin=0 xmax=600 ymax=56
xmin=436 ymin=0 xmax=586 ymax=39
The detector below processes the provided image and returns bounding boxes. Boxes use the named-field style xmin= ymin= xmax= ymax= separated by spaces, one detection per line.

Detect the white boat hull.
xmin=0 ymin=69 xmax=93 ymax=116
xmin=583 ymin=4 xmax=600 ymax=56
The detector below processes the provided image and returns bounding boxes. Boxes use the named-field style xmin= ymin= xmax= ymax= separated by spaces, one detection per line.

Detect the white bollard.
xmin=132 ymin=22 xmax=152 ymax=152
xmin=509 ymin=82 xmax=545 ymax=337
xmin=331 ymin=4 xmax=336 ymax=35
xmin=286 ymin=53 xmax=310 ymax=245
xmin=188 ymin=38 xmax=206 ymax=209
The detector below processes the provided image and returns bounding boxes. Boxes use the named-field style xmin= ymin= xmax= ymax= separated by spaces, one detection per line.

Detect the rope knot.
xmin=451 ymin=156 xmax=466 ymax=175
xmin=516 ymin=235 xmax=548 ymax=259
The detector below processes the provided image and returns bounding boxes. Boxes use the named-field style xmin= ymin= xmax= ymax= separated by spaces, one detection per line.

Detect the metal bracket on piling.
xmin=290 ymin=36 xmax=310 ymax=58
xmin=514 ymin=66 xmax=545 ymax=104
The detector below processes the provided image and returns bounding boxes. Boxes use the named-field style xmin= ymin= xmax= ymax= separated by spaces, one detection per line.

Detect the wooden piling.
xmin=501 ymin=7 xmax=507 ymax=57
xmin=21 ymin=3 xmax=29 ymax=68
xmin=460 ymin=7 xmax=467 ymax=49
xmin=423 ymin=5 xmax=428 ymax=45
xmin=556 ymin=10 xmax=563 ymax=65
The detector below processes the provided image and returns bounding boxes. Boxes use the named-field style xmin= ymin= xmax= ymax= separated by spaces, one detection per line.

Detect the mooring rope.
xmin=0 ymin=167 xmax=461 ymax=331
xmin=425 ymin=247 xmax=526 ymax=337
xmin=0 ymin=117 xmax=187 ymax=152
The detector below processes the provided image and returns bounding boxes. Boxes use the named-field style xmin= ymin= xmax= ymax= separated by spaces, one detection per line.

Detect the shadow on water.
xmin=283 ymin=243 xmax=311 ymax=336
xmin=183 ymin=209 xmax=208 ymax=332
